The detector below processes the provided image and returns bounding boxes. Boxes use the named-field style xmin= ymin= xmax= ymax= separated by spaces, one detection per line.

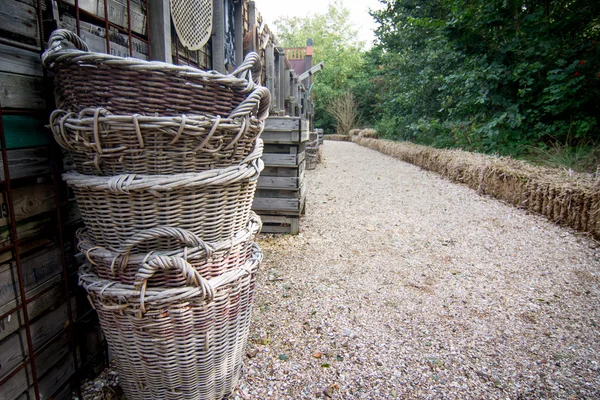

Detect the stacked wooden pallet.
xmin=253 ymin=116 xmax=309 ymax=234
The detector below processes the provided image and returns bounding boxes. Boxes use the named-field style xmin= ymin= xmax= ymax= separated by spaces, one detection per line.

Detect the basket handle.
xmin=42 ymin=29 xmax=90 ymax=67
xmin=114 ymin=226 xmax=213 ymax=268
xmin=134 ymin=247 xmax=260 ymax=314
xmin=229 ymin=86 xmax=271 ymax=121
xmin=232 ymin=52 xmax=262 ymax=85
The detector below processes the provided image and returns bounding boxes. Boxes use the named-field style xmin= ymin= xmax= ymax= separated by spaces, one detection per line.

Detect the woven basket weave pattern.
xmin=79 ymin=247 xmax=261 ymax=400
xmin=50 ymin=108 xmax=265 ymax=175
xmin=64 ymin=140 xmax=263 ymax=249
xmin=42 ymin=30 xmax=268 ymax=118
xmin=79 ymin=214 xmax=261 ymax=286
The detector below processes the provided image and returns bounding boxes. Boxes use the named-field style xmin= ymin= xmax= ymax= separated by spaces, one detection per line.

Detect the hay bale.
xmin=353 ymin=137 xmax=600 ymax=239
xmin=324 ymin=134 xmax=351 ymax=142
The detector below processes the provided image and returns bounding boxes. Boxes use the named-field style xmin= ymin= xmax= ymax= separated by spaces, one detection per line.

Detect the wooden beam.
xmin=0 ymin=247 xmax=63 ymax=310
xmin=0 ymin=72 xmax=45 ymax=109
xmin=212 ymin=0 xmax=225 ymax=72
xmin=234 ymin=0 xmax=243 ymax=65
xmin=0 ymin=275 xmax=64 ymax=342
xmin=265 ymin=43 xmax=275 ymax=113
xmin=0 ymin=333 xmax=71 ymax=400
xmin=0 ymin=183 xmax=56 ymax=228
xmin=0 ymin=147 xmax=50 ymax=180
xmin=148 ymin=0 xmax=172 ymax=62
xmin=0 ymin=0 xmax=40 ymax=48
xmin=0 ymin=43 xmax=43 ymax=76
xmin=2 ymin=116 xmax=50 ymax=149
xmin=0 ymin=298 xmax=75 ymax=380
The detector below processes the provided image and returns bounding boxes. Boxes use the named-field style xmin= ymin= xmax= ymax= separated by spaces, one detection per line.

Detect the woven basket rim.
xmin=42 ymin=30 xmax=262 ymax=89
xmin=79 ymin=212 xmax=261 ymax=262
xmin=63 ymin=139 xmax=263 ymax=191
xmin=79 ymin=244 xmax=262 ymax=308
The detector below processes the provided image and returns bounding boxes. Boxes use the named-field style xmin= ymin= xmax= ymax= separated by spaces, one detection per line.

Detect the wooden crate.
xmin=259 ymin=215 xmax=300 ymax=234
xmin=258 ymin=162 xmax=305 ymax=190
xmin=261 ymin=116 xmax=309 ymax=144
xmin=0 ymin=298 xmax=76 ymax=381
xmin=253 ymin=182 xmax=306 ymax=215
xmin=262 ymin=143 xmax=305 ymax=167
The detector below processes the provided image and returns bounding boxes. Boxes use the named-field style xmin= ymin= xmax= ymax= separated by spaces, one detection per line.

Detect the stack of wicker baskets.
xmin=42 ymin=29 xmax=270 ymax=400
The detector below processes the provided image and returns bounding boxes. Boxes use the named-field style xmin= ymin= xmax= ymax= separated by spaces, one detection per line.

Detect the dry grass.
xmin=354 ymin=137 xmax=600 ymax=239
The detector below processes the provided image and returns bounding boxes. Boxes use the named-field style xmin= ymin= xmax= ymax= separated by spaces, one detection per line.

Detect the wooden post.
xmin=148 ymin=0 xmax=172 ymax=63
xmin=212 ymin=0 xmax=225 ymax=72
xmin=265 ymin=43 xmax=275 ymax=113
xmin=234 ymin=0 xmax=243 ymax=65
xmin=276 ymin=47 xmax=285 ymax=114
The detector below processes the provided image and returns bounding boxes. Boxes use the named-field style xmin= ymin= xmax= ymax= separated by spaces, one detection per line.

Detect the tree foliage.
xmin=274 ymin=0 xmax=365 ymax=132
xmin=358 ymin=0 xmax=600 ymax=164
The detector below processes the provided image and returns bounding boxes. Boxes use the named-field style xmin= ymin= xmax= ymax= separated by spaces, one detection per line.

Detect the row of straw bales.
xmin=349 ymin=128 xmax=378 ymax=138
xmin=324 ymin=134 xmax=352 ymax=142
xmin=354 ymin=137 xmax=600 ymax=239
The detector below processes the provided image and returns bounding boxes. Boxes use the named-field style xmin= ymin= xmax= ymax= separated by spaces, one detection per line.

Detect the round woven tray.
xmin=65 ymin=140 xmax=263 ymax=249
xmin=79 ymin=213 xmax=261 ymax=286
xmin=42 ymin=29 xmax=270 ymax=117
xmin=79 ymin=245 xmax=262 ymax=400
xmin=50 ymin=100 xmax=267 ymax=175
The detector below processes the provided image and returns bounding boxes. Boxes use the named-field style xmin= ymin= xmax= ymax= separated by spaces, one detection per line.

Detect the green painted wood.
xmin=2 ymin=116 xmax=49 ymax=149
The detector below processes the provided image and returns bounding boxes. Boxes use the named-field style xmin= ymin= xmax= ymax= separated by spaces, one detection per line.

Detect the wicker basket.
xmin=64 ymin=140 xmax=263 ymax=249
xmin=50 ymin=105 xmax=267 ymax=175
xmin=79 ymin=213 xmax=261 ymax=286
xmin=79 ymin=244 xmax=262 ymax=400
xmin=42 ymin=29 xmax=270 ymax=118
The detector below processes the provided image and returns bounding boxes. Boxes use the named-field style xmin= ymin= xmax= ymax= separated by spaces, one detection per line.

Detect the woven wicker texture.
xmin=64 ymin=140 xmax=263 ymax=249
xmin=79 ymin=213 xmax=261 ymax=286
xmin=50 ymin=105 xmax=267 ymax=175
xmin=79 ymin=245 xmax=262 ymax=400
xmin=170 ymin=0 xmax=213 ymax=50
xmin=42 ymin=30 xmax=269 ymax=117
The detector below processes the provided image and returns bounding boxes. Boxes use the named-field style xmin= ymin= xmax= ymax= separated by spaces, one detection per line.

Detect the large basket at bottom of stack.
xmin=79 ymin=240 xmax=262 ymax=400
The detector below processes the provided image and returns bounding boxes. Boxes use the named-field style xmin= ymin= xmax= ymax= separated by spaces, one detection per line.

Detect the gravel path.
xmin=242 ymin=141 xmax=600 ymax=399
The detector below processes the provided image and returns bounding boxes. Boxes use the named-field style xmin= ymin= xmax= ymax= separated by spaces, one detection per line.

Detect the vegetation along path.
xmin=242 ymin=141 xmax=600 ymax=399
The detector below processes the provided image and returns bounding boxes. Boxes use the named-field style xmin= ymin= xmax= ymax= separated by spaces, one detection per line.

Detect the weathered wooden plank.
xmin=257 ymin=169 xmax=305 ymax=189
xmin=14 ymin=351 xmax=76 ymax=400
xmin=0 ymin=72 xmax=45 ymax=109
xmin=262 ymin=161 xmax=305 ymax=178
xmin=0 ymin=44 xmax=43 ymax=76
xmin=0 ymin=217 xmax=53 ymax=258
xmin=0 ymin=0 xmax=40 ymax=47
xmin=264 ymin=142 xmax=305 ymax=155
xmin=0 ymin=275 xmax=64 ymax=342
xmin=262 ymin=151 xmax=305 ymax=167
xmin=0 ymin=298 xmax=75 ymax=380
xmin=0 ymin=237 xmax=53 ymax=266
xmin=2 ymin=116 xmax=50 ymax=149
xmin=253 ymin=197 xmax=301 ymax=212
xmin=0 ymin=246 xmax=63 ymax=310
xmin=149 ymin=0 xmax=172 ymax=62
xmin=212 ymin=0 xmax=225 ymax=72
xmin=264 ymin=117 xmax=303 ymax=132
xmin=0 ymin=183 xmax=55 ymax=228
xmin=265 ymin=43 xmax=275 ymax=111
xmin=256 ymin=182 xmax=305 ymax=199
xmin=0 ymin=147 xmax=51 ymax=180
xmin=0 ymin=333 xmax=70 ymax=399
xmin=258 ymin=215 xmax=300 ymax=234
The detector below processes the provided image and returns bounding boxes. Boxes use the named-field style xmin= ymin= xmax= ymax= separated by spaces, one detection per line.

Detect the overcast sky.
xmin=253 ymin=0 xmax=382 ymax=46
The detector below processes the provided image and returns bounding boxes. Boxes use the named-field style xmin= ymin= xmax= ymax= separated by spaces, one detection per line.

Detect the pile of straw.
xmin=354 ymin=137 xmax=600 ymax=239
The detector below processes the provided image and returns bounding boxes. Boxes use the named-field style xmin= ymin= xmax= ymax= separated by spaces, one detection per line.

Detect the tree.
xmin=274 ymin=0 xmax=365 ymax=133
xmin=359 ymin=0 xmax=600 ymax=168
